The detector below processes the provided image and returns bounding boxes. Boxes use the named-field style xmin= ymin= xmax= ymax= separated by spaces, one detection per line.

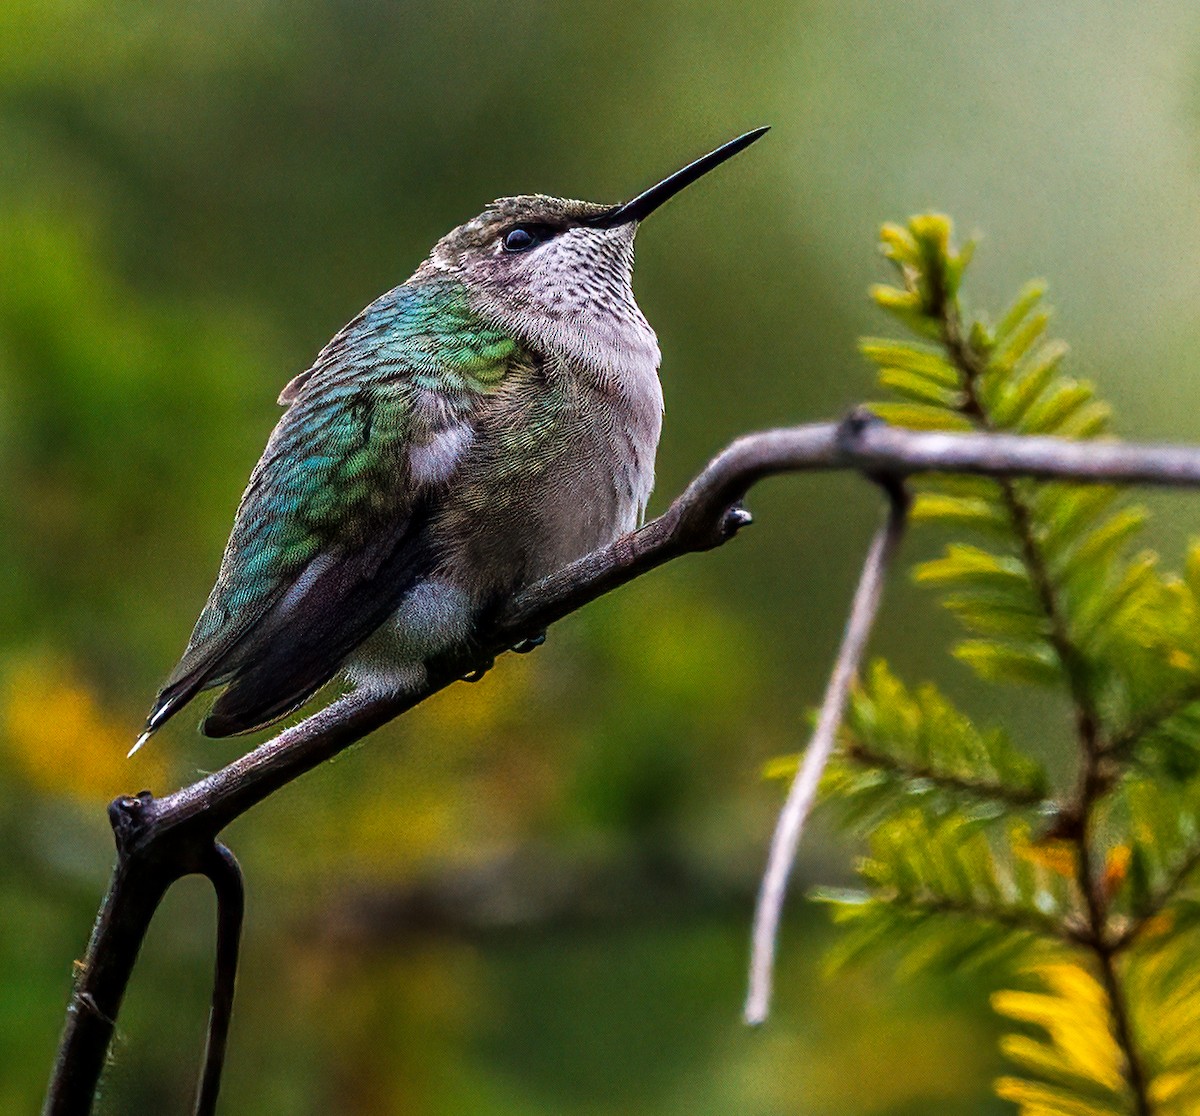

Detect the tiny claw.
xmin=512 ymin=632 xmax=546 ymax=654
xmin=462 ymin=657 xmax=495 ymax=683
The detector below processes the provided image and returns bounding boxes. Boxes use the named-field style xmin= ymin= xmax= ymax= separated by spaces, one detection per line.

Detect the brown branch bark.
xmin=44 ymin=413 xmax=1200 ymax=1114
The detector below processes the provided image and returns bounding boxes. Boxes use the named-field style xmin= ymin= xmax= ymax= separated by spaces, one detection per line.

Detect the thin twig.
xmin=1089 ymin=882 xmax=1153 ymax=1116
xmin=194 ymin=844 xmax=244 ymax=1116
xmin=744 ymin=479 xmax=909 ymax=1025
xmin=1074 ymin=720 xmax=1151 ymax=1113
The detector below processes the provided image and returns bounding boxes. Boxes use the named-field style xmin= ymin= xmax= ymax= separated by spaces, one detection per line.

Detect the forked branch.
xmin=44 ymin=412 xmax=1200 ymax=1115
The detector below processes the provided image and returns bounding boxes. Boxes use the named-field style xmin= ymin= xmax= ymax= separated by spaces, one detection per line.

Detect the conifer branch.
xmin=935 ymin=289 xmax=1151 ymax=1115
xmin=941 ymin=277 xmax=1101 ymax=741
xmin=1106 ymin=685 xmax=1200 ymax=763
xmin=882 ymin=891 xmax=1078 ymax=944
xmin=841 ymin=741 xmax=1050 ymax=811
xmin=1090 ymin=897 xmax=1152 ymax=1116
xmin=1113 ymin=841 xmax=1200 ymax=954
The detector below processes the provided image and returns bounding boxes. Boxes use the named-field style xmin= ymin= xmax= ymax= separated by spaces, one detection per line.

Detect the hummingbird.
xmin=132 ymin=128 xmax=768 ymax=754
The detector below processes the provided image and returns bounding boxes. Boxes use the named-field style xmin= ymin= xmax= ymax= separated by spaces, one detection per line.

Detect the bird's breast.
xmin=436 ymin=352 xmax=663 ymax=595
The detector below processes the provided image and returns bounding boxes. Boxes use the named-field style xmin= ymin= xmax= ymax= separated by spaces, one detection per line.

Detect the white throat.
xmin=472 ymin=224 xmax=663 ymax=393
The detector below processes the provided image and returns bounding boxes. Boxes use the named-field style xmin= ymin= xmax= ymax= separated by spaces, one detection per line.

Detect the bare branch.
xmin=119 ymin=417 xmax=1200 ymax=843
xmin=46 ymin=413 xmax=1200 ymax=1113
xmin=744 ymin=480 xmax=908 ymax=1026
xmin=45 ymin=794 xmax=184 ymax=1116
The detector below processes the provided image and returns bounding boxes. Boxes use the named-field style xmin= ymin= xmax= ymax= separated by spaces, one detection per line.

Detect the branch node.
xmin=869 ymin=471 xmax=912 ymax=518
xmin=837 ymin=406 xmax=885 ymax=449
xmin=1038 ymin=807 xmax=1084 ymax=844
xmin=71 ymin=993 xmax=112 ymax=1026
xmin=108 ymin=791 xmax=157 ymax=855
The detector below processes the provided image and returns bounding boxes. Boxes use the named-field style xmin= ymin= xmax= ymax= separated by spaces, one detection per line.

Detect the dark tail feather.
xmin=197 ymin=544 xmax=396 ymax=735
xmin=201 ymin=669 xmax=335 ymax=738
xmin=130 ymin=668 xmax=219 ymax=754
xmin=202 ymin=510 xmax=435 ymax=738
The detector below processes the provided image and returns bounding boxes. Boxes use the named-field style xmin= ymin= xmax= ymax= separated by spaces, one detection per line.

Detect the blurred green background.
xmin=6 ymin=2 xmax=1200 ymax=1112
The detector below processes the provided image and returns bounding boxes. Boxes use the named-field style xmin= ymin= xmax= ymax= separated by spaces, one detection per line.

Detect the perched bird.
xmin=133 ymin=128 xmax=768 ymax=754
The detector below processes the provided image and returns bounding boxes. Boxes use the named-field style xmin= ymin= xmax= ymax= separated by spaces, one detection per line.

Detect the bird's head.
xmin=421 ymin=128 xmax=769 ymax=380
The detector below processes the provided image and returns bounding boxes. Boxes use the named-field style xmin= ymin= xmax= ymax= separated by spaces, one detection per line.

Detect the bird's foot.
xmin=511 ymin=631 xmax=546 ymax=655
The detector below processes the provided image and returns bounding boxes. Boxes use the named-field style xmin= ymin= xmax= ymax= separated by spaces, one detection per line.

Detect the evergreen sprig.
xmin=827 ymin=660 xmax=1050 ymax=825
xmin=809 ymin=214 xmax=1200 ymax=1114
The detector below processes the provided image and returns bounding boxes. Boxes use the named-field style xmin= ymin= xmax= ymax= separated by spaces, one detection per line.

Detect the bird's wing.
xmin=143 ymin=280 xmax=525 ymax=740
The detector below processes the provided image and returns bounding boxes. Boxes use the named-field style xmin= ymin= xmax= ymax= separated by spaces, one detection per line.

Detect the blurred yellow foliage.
xmin=251 ymin=659 xmax=551 ymax=884
xmin=1016 ymin=836 xmax=1078 ymax=879
xmin=995 ymin=963 xmax=1125 ymax=1091
xmin=994 ymin=952 xmax=1200 ymax=1113
xmin=1167 ymin=648 xmax=1195 ymax=673
xmin=994 ymin=962 xmax=1129 ymax=1114
xmin=417 ymin=654 xmax=531 ymax=737
xmin=1102 ymin=846 xmax=1132 ymax=902
xmin=761 ymin=753 xmax=799 ymax=782
xmin=1 ymin=653 xmax=165 ymax=802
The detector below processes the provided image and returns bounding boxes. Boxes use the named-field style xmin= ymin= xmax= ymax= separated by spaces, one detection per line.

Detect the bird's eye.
xmin=502 ymin=226 xmax=539 ymax=252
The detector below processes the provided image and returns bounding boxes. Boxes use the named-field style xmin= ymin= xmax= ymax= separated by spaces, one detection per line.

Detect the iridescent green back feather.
xmin=151 ymin=276 xmax=523 ymax=731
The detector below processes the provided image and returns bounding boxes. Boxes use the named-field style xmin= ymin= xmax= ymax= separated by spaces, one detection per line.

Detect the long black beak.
xmin=585 ymin=127 xmax=770 ymax=229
